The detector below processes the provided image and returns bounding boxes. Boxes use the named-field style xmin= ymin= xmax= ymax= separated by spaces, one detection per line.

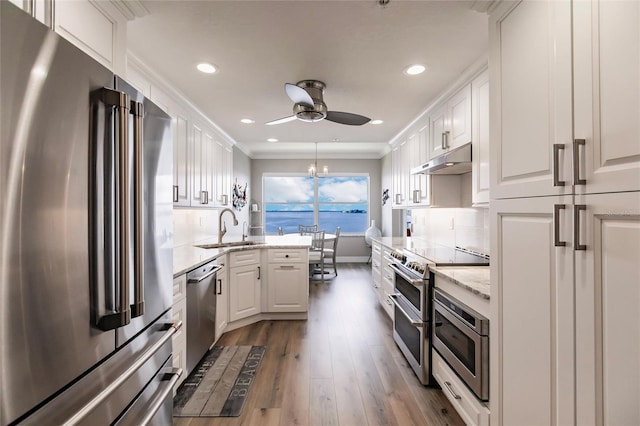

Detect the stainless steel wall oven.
xmin=433 ymin=288 xmax=489 ymax=401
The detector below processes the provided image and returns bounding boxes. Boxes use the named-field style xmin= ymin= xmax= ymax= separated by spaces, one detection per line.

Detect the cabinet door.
xmin=191 ymin=123 xmax=215 ymax=206
xmin=490 ymin=195 xmax=575 ymax=426
xmin=408 ymin=128 xmax=430 ymax=206
xmin=214 ymin=140 xmax=232 ymax=207
xmin=471 ymin=70 xmax=490 ymax=206
xmin=490 ymin=0 xmax=573 ymax=199
xmin=267 ymin=264 xmax=308 ymax=312
xmin=172 ymin=110 xmax=190 ymax=206
xmin=428 ymin=103 xmax=448 ymax=160
xmin=391 ymin=142 xmax=407 ymax=208
xmin=447 ymin=84 xmax=472 ymax=150
xmin=573 ymin=0 xmax=640 ymax=195
xmin=229 ymin=264 xmax=261 ymax=321
xmin=575 ymin=191 xmax=640 ymax=426
xmin=215 ymin=265 xmax=228 ymax=341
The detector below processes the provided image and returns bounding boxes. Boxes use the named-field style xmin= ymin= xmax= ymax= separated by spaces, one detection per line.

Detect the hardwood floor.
xmin=174 ymin=263 xmax=464 ymax=426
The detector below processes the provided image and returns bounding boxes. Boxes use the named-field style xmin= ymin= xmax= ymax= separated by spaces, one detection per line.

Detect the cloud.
xmin=319 ymin=178 xmax=367 ymax=202
xmin=264 ymin=177 xmax=313 ymax=202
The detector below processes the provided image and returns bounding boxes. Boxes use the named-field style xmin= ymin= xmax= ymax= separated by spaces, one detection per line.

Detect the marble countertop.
xmin=173 ymin=235 xmax=312 ymax=277
xmin=371 ymin=236 xmax=490 ymax=299
xmin=430 ymin=266 xmax=490 ymax=299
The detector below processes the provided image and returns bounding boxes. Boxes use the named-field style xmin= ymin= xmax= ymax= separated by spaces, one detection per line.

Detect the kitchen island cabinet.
xmin=228 ymin=250 xmax=261 ymax=321
xmin=266 ymin=249 xmax=309 ymax=312
xmin=214 ymin=257 xmax=228 ymax=342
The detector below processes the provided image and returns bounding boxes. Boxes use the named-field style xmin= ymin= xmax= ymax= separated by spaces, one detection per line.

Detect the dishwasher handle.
xmin=187 ymin=264 xmax=222 ymax=284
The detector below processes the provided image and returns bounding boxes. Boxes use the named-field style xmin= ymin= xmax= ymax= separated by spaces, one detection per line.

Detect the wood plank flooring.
xmin=174 ymin=263 xmax=464 ymax=426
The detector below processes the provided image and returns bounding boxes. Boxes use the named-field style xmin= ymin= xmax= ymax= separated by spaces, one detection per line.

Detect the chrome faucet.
xmin=242 ymin=221 xmax=249 ymax=241
xmin=218 ymin=208 xmax=239 ymax=243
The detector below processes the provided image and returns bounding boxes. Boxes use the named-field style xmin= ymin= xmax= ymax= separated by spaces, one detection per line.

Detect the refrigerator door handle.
xmin=130 ymin=100 xmax=145 ymax=318
xmin=94 ymin=87 xmax=132 ymax=331
xmin=136 ymin=368 xmax=183 ymax=426
xmin=61 ymin=321 xmax=182 ymax=426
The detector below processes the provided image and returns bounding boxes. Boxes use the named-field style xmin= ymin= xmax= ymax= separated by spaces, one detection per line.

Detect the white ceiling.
xmin=127 ymin=1 xmax=489 ymax=159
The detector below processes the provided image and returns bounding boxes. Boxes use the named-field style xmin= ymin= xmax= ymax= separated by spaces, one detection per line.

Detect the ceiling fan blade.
xmin=265 ymin=115 xmax=298 ymax=126
xmin=325 ymin=111 xmax=371 ymax=126
xmin=285 ymin=83 xmax=314 ymax=108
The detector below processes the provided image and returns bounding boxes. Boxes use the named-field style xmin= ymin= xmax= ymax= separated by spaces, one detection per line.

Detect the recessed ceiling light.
xmin=267 ymin=138 xmax=278 ymax=142
xmin=240 ymin=118 xmax=255 ymax=124
xmin=403 ymin=64 xmax=426 ymax=76
xmin=370 ymin=119 xmax=384 ymax=125
xmin=196 ymin=63 xmax=217 ymax=74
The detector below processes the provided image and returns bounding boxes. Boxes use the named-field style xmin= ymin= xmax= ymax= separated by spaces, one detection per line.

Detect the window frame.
xmin=262 ymin=172 xmax=370 ymax=236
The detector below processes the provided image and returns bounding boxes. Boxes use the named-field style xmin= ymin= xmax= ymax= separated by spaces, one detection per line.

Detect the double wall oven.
xmin=388 ymin=245 xmax=489 ymax=392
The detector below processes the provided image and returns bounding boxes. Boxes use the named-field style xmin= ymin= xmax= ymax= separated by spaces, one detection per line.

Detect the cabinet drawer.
xmin=372 ymin=242 xmax=382 ymax=256
xmin=268 ymin=248 xmax=307 ymax=263
xmin=433 ymin=350 xmax=490 ymax=426
xmin=229 ymin=249 xmax=260 ymax=267
xmin=173 ymin=274 xmax=186 ymax=303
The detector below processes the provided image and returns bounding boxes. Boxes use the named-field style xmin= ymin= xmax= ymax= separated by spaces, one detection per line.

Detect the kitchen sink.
xmin=195 ymin=240 xmax=264 ymax=249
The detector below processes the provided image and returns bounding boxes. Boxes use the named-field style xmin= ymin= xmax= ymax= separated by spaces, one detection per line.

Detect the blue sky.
xmin=264 ymin=176 xmax=368 ymax=204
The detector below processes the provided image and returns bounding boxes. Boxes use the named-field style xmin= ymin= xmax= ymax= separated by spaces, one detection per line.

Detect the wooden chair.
xmin=299 ymin=224 xmax=317 ymax=235
xmin=307 ymin=230 xmax=325 ymax=282
xmin=322 ymin=226 xmax=340 ymax=277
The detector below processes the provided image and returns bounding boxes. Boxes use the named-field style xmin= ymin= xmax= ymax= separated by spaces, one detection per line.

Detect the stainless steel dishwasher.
xmin=186 ymin=260 xmax=222 ymax=374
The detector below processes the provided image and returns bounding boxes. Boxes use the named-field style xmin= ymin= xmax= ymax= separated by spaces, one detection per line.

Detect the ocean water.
xmin=264 ymin=211 xmax=367 ymax=234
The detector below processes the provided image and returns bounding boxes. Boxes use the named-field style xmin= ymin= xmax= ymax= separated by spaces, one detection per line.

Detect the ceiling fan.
xmin=265 ymin=80 xmax=371 ymax=126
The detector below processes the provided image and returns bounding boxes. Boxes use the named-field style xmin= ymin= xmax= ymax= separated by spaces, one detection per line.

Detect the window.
xmin=263 ymin=174 xmax=369 ymax=235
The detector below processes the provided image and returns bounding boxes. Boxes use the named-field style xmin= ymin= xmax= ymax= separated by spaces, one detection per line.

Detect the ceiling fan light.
xmin=196 ymin=62 xmax=217 ymax=74
xmin=370 ymin=119 xmax=384 ymax=125
xmin=404 ymin=64 xmax=426 ymax=76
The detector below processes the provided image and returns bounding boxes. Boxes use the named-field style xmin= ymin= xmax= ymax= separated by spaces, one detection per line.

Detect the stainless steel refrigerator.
xmin=0 ymin=3 xmax=179 ymax=424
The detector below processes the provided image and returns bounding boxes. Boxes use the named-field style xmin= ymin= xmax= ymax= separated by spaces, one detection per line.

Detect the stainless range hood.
xmin=411 ymin=142 xmax=472 ymax=175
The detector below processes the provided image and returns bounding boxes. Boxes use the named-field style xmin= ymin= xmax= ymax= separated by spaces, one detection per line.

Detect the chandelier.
xmin=308 ymin=142 xmax=328 ymax=177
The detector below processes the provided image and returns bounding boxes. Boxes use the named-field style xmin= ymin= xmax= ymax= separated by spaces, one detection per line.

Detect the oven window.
xmin=394 ymin=305 xmax=421 ymax=362
xmin=435 ymin=310 xmax=476 ymax=375
xmin=395 ymin=274 xmax=421 ymax=312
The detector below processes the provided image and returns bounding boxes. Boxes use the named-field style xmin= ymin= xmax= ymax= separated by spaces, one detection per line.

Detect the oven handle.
xmin=389 ymin=294 xmax=424 ymax=327
xmin=389 ymin=263 xmax=425 ymax=286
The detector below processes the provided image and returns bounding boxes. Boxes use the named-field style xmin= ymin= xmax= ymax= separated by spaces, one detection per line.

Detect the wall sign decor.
xmin=232 ymin=179 xmax=248 ymax=211
xmin=382 ymin=189 xmax=389 ymax=206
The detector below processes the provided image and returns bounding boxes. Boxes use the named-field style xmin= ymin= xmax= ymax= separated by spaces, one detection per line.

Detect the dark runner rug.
xmin=173 ymin=345 xmax=266 ymax=417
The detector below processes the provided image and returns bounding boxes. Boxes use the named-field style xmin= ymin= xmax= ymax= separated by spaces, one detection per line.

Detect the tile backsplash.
xmin=410 ymin=207 xmax=489 ymax=255
xmin=173 ymin=208 xmax=244 ymax=248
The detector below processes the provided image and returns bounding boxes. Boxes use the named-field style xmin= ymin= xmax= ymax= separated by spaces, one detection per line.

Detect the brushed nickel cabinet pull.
xmin=573 ymin=139 xmax=586 ymax=185
xmin=574 ymin=204 xmax=587 ymax=251
xmin=554 ymin=204 xmax=566 ymax=247
xmin=444 ymin=381 xmax=462 ymax=400
xmin=553 ymin=144 xmax=566 ymax=186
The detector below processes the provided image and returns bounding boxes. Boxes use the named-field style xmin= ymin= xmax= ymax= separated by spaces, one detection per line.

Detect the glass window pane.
xmin=264 ymin=204 xmax=314 ymax=234
xmin=318 ymin=203 xmax=367 ymax=233
xmin=318 ymin=176 xmax=368 ymax=203
xmin=264 ymin=176 xmax=314 ymax=203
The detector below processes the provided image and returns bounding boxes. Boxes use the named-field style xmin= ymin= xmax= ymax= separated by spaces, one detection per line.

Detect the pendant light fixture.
xmin=308 ymin=142 xmax=328 ymax=177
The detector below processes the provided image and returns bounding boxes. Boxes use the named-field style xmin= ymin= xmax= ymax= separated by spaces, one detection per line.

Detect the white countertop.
xmin=173 ymin=235 xmax=312 ymax=277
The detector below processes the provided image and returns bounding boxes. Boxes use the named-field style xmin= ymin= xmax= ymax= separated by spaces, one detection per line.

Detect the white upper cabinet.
xmin=391 ymin=140 xmax=409 ymax=208
xmin=471 ymin=69 xmax=490 ymax=206
xmin=428 ymin=84 xmax=472 ymax=160
xmin=213 ymin=140 xmax=233 ymax=208
xmin=172 ymin=108 xmax=190 ymax=206
xmin=408 ymin=127 xmax=430 ymax=206
xmin=490 ymin=0 xmax=573 ymax=199
xmin=573 ymin=0 xmax=640 ymax=195
xmin=55 ymin=0 xmax=127 ymax=74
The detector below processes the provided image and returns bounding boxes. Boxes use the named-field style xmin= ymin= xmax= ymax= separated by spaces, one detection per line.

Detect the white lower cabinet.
xmin=266 ymin=249 xmax=308 ymax=312
xmin=215 ymin=259 xmax=228 ymax=342
xmin=171 ymin=274 xmax=188 ymax=391
xmin=229 ymin=251 xmax=261 ymax=322
xmin=433 ymin=350 xmax=490 ymax=426
xmin=491 ymin=192 xmax=640 ymax=425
